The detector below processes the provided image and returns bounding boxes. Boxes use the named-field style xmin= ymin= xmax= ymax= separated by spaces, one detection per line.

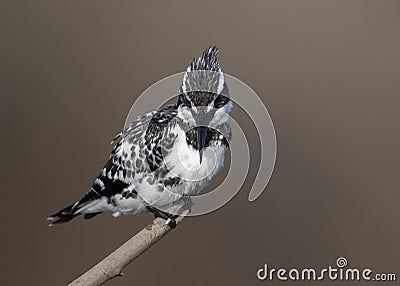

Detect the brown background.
xmin=1 ymin=1 xmax=399 ymax=285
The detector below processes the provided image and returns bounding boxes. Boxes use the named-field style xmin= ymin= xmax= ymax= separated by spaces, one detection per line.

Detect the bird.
xmin=48 ymin=47 xmax=232 ymax=228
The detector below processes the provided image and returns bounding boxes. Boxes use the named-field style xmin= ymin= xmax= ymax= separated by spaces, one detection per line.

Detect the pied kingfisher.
xmin=48 ymin=47 xmax=232 ymax=228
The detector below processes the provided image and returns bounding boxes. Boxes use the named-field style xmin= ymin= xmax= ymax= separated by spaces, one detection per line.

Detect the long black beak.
xmin=192 ymin=107 xmax=215 ymax=164
xmin=196 ymin=126 xmax=208 ymax=164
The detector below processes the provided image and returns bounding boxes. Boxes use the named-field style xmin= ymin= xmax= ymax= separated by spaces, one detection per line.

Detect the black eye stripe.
xmin=178 ymin=94 xmax=192 ymax=108
xmin=213 ymin=95 xmax=229 ymax=108
xmin=179 ymin=92 xmax=229 ymax=108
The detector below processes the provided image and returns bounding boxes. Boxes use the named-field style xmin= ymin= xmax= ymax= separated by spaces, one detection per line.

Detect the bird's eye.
xmin=213 ymin=95 xmax=229 ymax=108
xmin=178 ymin=95 xmax=192 ymax=108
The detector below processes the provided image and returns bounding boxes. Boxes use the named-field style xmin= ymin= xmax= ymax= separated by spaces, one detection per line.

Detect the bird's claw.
xmin=146 ymin=206 xmax=178 ymax=229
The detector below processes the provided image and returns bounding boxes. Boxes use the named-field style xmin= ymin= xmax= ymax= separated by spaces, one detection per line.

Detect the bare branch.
xmin=69 ymin=200 xmax=190 ymax=286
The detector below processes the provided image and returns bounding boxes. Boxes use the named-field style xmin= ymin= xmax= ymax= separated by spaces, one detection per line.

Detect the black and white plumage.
xmin=48 ymin=47 xmax=232 ymax=228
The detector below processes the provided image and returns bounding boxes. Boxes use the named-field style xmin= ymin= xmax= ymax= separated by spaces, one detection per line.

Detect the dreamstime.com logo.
xmin=122 ymin=71 xmax=277 ymax=215
xmin=257 ymin=257 xmax=396 ymax=282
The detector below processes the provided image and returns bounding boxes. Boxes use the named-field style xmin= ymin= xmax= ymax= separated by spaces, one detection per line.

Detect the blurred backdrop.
xmin=1 ymin=1 xmax=399 ymax=285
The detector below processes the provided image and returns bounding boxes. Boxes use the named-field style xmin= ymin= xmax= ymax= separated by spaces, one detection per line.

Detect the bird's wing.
xmin=48 ymin=105 xmax=180 ymax=224
xmin=71 ymin=112 xmax=156 ymax=208
xmin=80 ymin=105 xmax=179 ymax=205
xmin=138 ymin=104 xmax=179 ymax=172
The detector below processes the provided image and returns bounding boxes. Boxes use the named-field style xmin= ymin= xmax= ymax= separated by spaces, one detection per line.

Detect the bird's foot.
xmin=146 ymin=206 xmax=179 ymax=229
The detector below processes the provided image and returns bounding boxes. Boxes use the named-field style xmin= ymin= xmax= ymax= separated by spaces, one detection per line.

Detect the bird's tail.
xmin=48 ymin=201 xmax=102 ymax=226
xmin=47 ymin=203 xmax=80 ymax=226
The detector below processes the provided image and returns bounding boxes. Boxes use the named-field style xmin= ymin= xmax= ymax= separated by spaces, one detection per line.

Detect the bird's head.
xmin=177 ymin=47 xmax=232 ymax=163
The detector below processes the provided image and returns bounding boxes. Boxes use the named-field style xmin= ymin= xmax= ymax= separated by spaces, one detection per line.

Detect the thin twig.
xmin=69 ymin=200 xmax=190 ymax=286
